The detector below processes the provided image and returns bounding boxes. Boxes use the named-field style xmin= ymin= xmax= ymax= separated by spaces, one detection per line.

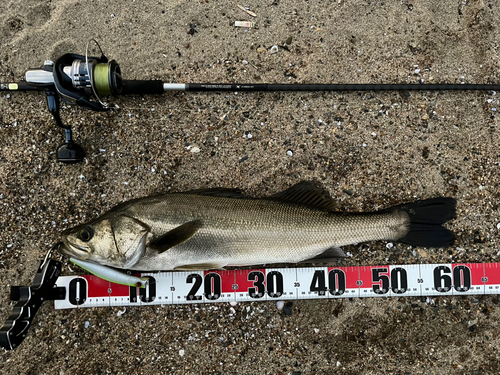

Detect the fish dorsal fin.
xmin=299 ymin=247 xmax=347 ymax=263
xmin=268 ymin=181 xmax=337 ymax=211
xmin=185 ymin=188 xmax=247 ymax=199
xmin=150 ymin=220 xmax=202 ymax=254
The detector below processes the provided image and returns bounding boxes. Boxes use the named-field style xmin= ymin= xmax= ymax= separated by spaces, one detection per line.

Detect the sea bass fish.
xmin=60 ymin=182 xmax=456 ymax=271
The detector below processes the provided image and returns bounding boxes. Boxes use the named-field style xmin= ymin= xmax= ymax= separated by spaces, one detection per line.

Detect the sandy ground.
xmin=1 ymin=0 xmax=500 ymax=373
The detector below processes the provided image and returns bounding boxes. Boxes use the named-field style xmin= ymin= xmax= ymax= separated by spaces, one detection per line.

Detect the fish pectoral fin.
xmin=300 ymin=246 xmax=347 ymax=263
xmin=174 ymin=262 xmax=226 ymax=271
xmin=150 ymin=220 xmax=202 ymax=254
xmin=268 ymin=181 xmax=337 ymax=212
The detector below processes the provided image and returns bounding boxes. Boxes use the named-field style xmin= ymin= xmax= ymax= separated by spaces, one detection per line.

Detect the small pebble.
xmin=179 ymin=349 xmax=185 ymax=357
xmin=283 ymin=302 xmax=293 ymax=316
xmin=117 ymin=307 xmax=127 ymax=317
xmin=276 ymin=301 xmax=285 ymax=310
xmin=286 ymin=150 xmax=293 ymax=156
xmin=85 ymin=321 xmax=90 ymax=328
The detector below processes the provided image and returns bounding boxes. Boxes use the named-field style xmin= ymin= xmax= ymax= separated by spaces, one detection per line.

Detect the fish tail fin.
xmin=389 ymin=197 xmax=456 ymax=248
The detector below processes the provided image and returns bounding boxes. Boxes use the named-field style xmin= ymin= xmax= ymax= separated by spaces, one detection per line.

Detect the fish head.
xmin=61 ymin=218 xmax=120 ymax=265
xmin=60 ymin=215 xmax=150 ymax=269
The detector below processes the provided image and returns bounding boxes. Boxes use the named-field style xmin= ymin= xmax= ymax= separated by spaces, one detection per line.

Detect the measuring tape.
xmin=53 ymin=262 xmax=500 ymax=309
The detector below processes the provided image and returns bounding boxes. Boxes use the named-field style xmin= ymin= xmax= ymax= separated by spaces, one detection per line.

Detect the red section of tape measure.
xmin=81 ymin=275 xmax=109 ymax=298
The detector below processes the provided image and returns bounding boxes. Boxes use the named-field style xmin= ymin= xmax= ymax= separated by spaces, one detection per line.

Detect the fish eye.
xmin=79 ymin=226 xmax=94 ymax=242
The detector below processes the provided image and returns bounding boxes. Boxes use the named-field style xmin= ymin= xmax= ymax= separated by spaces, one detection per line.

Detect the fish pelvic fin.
xmin=174 ymin=262 xmax=226 ymax=271
xmin=389 ymin=197 xmax=456 ymax=248
xmin=150 ymin=220 xmax=202 ymax=254
xmin=268 ymin=181 xmax=337 ymax=211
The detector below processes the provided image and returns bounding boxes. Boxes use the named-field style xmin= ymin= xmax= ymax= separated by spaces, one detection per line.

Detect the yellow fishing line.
xmin=93 ymin=63 xmax=111 ymax=96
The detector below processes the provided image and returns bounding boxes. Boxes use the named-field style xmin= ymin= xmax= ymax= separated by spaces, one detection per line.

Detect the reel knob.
xmin=56 ymin=129 xmax=85 ymax=163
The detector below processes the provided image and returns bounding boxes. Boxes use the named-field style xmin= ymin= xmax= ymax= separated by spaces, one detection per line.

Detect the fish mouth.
xmin=59 ymin=240 xmax=90 ymax=260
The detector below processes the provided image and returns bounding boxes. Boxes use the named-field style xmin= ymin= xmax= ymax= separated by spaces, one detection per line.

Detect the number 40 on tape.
xmin=53 ymin=263 xmax=500 ymax=309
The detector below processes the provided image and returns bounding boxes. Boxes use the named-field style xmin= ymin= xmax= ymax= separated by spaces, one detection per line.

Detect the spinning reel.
xmin=3 ymin=40 xmax=162 ymax=163
xmin=17 ymin=41 xmax=122 ymax=162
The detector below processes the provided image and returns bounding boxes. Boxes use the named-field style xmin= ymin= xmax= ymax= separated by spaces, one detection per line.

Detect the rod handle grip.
xmin=121 ymin=80 xmax=163 ymax=95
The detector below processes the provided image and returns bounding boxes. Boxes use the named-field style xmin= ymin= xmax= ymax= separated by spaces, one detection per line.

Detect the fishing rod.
xmin=2 ymin=40 xmax=500 ymax=163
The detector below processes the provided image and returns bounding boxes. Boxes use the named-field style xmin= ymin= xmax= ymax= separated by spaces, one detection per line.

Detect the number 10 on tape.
xmin=54 ymin=263 xmax=500 ymax=309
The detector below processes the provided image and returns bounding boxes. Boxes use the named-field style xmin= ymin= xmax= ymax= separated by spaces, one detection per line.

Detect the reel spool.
xmin=62 ymin=40 xmax=122 ymax=105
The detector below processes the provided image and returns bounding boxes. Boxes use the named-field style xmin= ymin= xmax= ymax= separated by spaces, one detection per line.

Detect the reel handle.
xmin=45 ymin=90 xmax=85 ymax=163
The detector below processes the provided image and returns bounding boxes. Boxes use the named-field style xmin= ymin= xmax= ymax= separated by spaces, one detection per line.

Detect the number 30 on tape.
xmin=54 ymin=263 xmax=500 ymax=309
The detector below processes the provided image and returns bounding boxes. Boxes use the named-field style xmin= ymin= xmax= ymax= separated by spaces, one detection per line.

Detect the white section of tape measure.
xmin=54 ymin=263 xmax=500 ymax=309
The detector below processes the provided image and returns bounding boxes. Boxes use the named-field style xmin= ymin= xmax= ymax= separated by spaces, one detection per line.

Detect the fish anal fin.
xmin=174 ymin=263 xmax=226 ymax=271
xmin=150 ymin=220 xmax=202 ymax=254
xmin=300 ymin=247 xmax=347 ymax=263
xmin=269 ymin=181 xmax=337 ymax=211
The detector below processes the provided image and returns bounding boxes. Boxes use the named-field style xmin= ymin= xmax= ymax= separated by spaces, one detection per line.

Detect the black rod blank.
xmin=186 ymin=83 xmax=500 ymax=92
